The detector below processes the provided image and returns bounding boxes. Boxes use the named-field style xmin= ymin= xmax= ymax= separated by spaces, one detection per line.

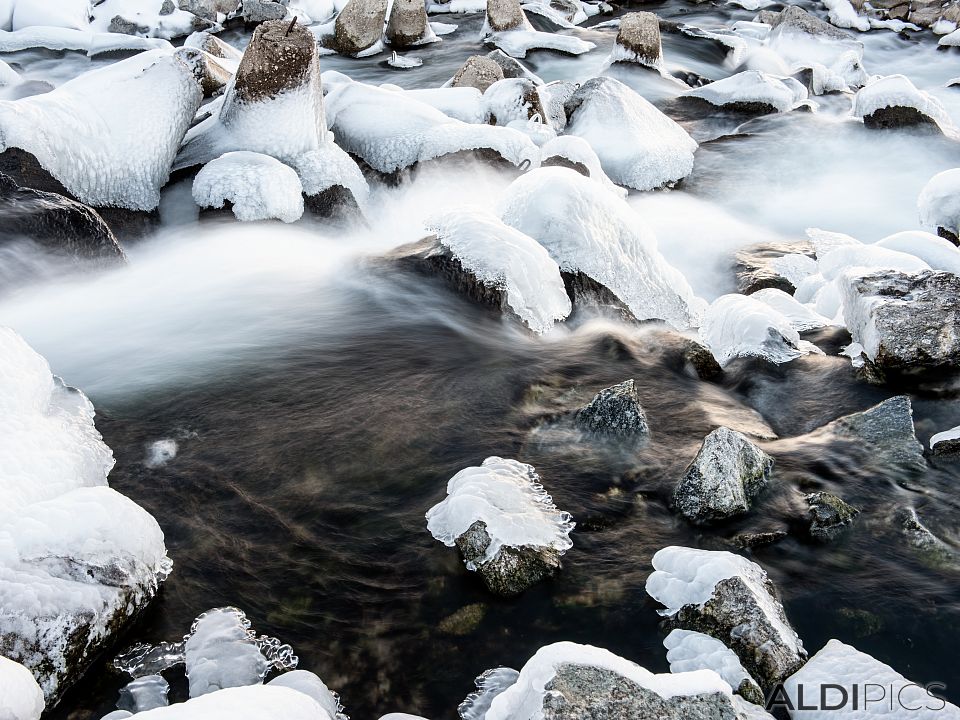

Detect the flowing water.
xmin=2 ymin=1 xmax=960 ymax=717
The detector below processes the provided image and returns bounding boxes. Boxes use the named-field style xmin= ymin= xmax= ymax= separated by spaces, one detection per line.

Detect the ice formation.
xmin=700 ymin=293 xmax=822 ymax=366
xmin=425 ymin=457 xmax=574 ymax=565
xmin=459 ymin=667 xmax=521 ymax=720
xmin=118 ymin=675 xmax=170 ymax=714
xmin=499 ymin=167 xmax=704 ymax=329
xmin=2 ymin=0 xmax=92 ymax=31
xmin=0 ymin=48 xmax=202 ymax=210
xmin=749 ymin=288 xmax=831 ymax=332
xmin=564 ymin=77 xmax=697 ymax=191
xmin=99 ymin=685 xmax=338 ymax=719
xmin=193 ymin=152 xmax=305 ymax=223
xmin=685 ymin=70 xmax=808 ymax=112
xmin=424 ymin=208 xmax=571 ymax=333
xmin=483 ymin=641 xmax=733 ymax=720
xmin=323 ymin=79 xmax=539 ymax=174
xmin=0 ymin=327 xmax=170 ymax=701
xmin=918 ymin=168 xmax=960 ymax=239
xmin=185 ymin=608 xmax=273 ymax=697
xmin=0 ymin=27 xmax=170 ymax=54
xmin=0 ymin=655 xmax=44 ymax=720
xmin=852 ymin=75 xmax=953 ymax=131
xmin=145 ymin=440 xmax=178 ymax=469
xmin=663 ymin=630 xmax=755 ymax=696
xmin=875 ymin=231 xmax=960 ymax=275
xmin=538 ymin=136 xmax=626 ymax=196
xmin=784 ymin=640 xmax=960 ymax=719
xmin=482 ymin=28 xmax=594 ymax=58
xmin=90 ymin=0 xmax=213 ymax=39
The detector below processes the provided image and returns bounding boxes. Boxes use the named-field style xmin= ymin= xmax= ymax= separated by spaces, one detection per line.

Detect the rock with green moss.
xmin=438 ymin=603 xmax=488 ymax=636
xmin=806 ymin=492 xmax=860 ymax=540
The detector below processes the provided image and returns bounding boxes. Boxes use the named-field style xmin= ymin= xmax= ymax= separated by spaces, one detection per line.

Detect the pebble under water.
xmin=1 ymin=0 xmax=959 ymax=717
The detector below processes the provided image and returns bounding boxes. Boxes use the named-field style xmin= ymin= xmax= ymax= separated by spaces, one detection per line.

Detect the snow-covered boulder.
xmin=840 ymin=270 xmax=960 ymax=380
xmin=3 ymin=0 xmax=92 ymax=31
xmin=700 ymin=294 xmax=823 ymax=366
xmin=480 ymin=0 xmax=594 ymax=58
xmin=784 ymin=640 xmax=960 ymax=719
xmin=564 ymin=77 xmax=697 ymax=191
xmin=750 ymin=289 xmax=830 ymax=332
xmin=0 ymin=655 xmax=44 ymax=720
xmin=610 ymin=12 xmax=662 ymax=68
xmin=90 ymin=0 xmax=216 ymax=39
xmin=0 ymin=48 xmax=202 ymax=211
xmin=733 ymin=240 xmax=817 ymax=295
xmin=449 ymin=55 xmax=506 ymax=92
xmin=765 ymin=5 xmax=863 ymax=71
xmin=813 ymin=396 xmax=926 ymax=471
xmin=99 ymin=684 xmax=338 ymax=719
xmin=918 ymin=168 xmax=960 ymax=244
xmin=646 ymin=546 xmax=807 ymax=691
xmin=805 ymin=491 xmax=859 ymax=540
xmin=874 ymin=231 xmax=960 ymax=274
xmin=483 ymin=78 xmax=547 ymax=126
xmin=0 ymin=328 xmax=170 ymax=704
xmin=0 ymin=172 xmax=124 ymax=264
xmin=930 ymin=425 xmax=960 ymax=455
xmin=333 ymin=0 xmax=387 ymax=55
xmin=390 ymin=209 xmax=571 ymax=333
xmin=185 ymin=608 xmax=271 ymax=697
xmin=663 ymin=630 xmax=764 ymax=706
xmin=538 ymin=136 xmax=625 ymax=196
xmin=499 ymin=167 xmax=704 ymax=329
xmin=672 ymin=427 xmax=774 ymax=524
xmin=684 ymin=71 xmax=808 ymax=114
xmin=853 ymin=75 xmax=952 ymax=133
xmin=426 ymin=457 xmax=574 ymax=595
xmin=573 ymin=380 xmax=649 ymax=438
xmin=324 ymin=79 xmax=539 ymax=174
xmin=183 ymin=31 xmax=242 ymax=96
xmin=480 ymin=641 xmax=772 ymax=720
xmin=386 ymin=0 xmax=435 ymax=48
xmin=193 ymin=152 xmax=304 ymax=222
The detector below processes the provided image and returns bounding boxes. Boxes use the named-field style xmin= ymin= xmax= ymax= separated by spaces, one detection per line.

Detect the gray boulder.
xmin=486 ymin=49 xmax=543 ymax=83
xmin=614 ymin=12 xmax=662 ymax=67
xmin=109 ymin=15 xmax=150 ymax=34
xmin=819 ymin=396 xmax=926 ymax=471
xmin=733 ymin=241 xmax=816 ymax=295
xmin=180 ymin=0 xmax=239 ymax=20
xmin=334 ymin=0 xmax=388 ymax=55
xmin=897 ymin=507 xmax=955 ymax=563
xmin=450 ymin=55 xmax=505 ymax=92
xmin=806 ymin=491 xmax=860 ymax=540
xmin=386 ymin=0 xmax=430 ymax=47
xmin=486 ymin=0 xmax=528 ymax=32
xmin=672 ymin=427 xmax=774 ymax=524
xmin=455 ymin=520 xmax=562 ymax=596
xmin=242 ymin=0 xmax=288 ymax=23
xmin=771 ymin=5 xmax=855 ymax=40
xmin=573 ymin=379 xmax=649 ymax=438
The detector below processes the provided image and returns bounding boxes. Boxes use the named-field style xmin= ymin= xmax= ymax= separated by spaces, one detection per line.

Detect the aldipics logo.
xmin=765 ymin=683 xmax=950 ymax=713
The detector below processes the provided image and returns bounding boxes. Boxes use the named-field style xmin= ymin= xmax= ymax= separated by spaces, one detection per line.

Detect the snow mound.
xmin=425 ymin=208 xmax=572 ymax=333
xmin=193 ymin=152 xmax=305 ymax=223
xmin=539 ymin=135 xmax=626 ymax=196
xmin=185 ymin=609 xmax=271 ymax=697
xmin=700 ymin=293 xmax=822 ymax=366
xmin=101 ymin=685 xmax=335 ymax=719
xmin=663 ymin=630 xmax=754 ymax=696
xmin=918 ymin=168 xmax=960 ymax=239
xmin=0 ymin=27 xmax=171 ymax=53
xmin=0 ymin=655 xmax=44 ymax=720
xmin=685 ymin=70 xmax=807 ymax=112
xmin=324 ymin=79 xmax=539 ymax=173
xmin=784 ymin=640 xmax=960 ymax=719
xmin=853 ymin=75 xmax=952 ymax=130
xmin=90 ymin=0 xmax=213 ymax=40
xmin=565 ymin=77 xmax=697 ymax=191
xmin=484 ymin=641 xmax=732 ymax=720
xmin=0 ymin=48 xmax=202 ymax=210
xmin=425 ymin=457 xmax=574 ymax=565
xmin=875 ymin=231 xmax=960 ymax=275
xmin=6 ymin=0 xmax=91 ymax=31
xmin=499 ymin=167 xmax=704 ymax=329
xmin=482 ymin=27 xmax=595 ymax=58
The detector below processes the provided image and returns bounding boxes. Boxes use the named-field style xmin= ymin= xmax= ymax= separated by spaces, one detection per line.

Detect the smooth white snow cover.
xmin=930 ymin=426 xmax=960 ymax=452
xmin=425 ymin=457 xmax=574 ymax=566
xmin=193 ymin=152 xmax=305 ymax=223
xmin=90 ymin=0 xmax=210 ymax=39
xmin=700 ymin=294 xmax=823 ymax=366
xmin=918 ymin=168 xmax=960 ymax=238
xmin=0 ymin=26 xmax=171 ymax=53
xmin=425 ymin=208 xmax=571 ymax=333
xmin=291 ymin=144 xmax=370 ymax=211
xmin=481 ymin=24 xmax=594 ymax=58
xmin=750 ymin=288 xmax=831 ymax=332
xmin=686 ymin=70 xmax=807 ymax=112
xmin=784 ymin=640 xmax=960 ymax=719
xmin=324 ymin=79 xmax=540 ymax=174
xmin=0 ymin=655 xmax=44 ymax=720
xmin=483 ymin=78 xmax=544 ymax=127
xmin=484 ymin=641 xmax=733 ymax=720
xmin=940 ymin=28 xmax=960 ymax=46
xmin=663 ymin=630 xmax=754 ymax=695
xmin=565 ymin=77 xmax=697 ymax=191
xmin=499 ymin=168 xmax=704 ymax=328
xmin=404 ymin=87 xmax=487 ymax=124
xmin=267 ymin=671 xmax=344 ymax=720
xmin=538 ymin=135 xmax=626 ymax=196
xmin=0 ymin=48 xmax=201 ymax=210
xmin=7 ymin=0 xmax=91 ymax=31
xmin=875 ymin=231 xmax=960 ymax=275
xmin=108 ymin=685 xmax=334 ymax=719
xmin=852 ymin=75 xmax=952 ymax=131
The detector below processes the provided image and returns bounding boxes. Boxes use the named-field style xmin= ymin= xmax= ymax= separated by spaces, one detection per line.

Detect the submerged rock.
xmin=818 ymin=396 xmax=926 ymax=471
xmin=573 ymin=379 xmax=649 ymax=438
xmin=334 ymin=0 xmax=388 ymax=55
xmin=612 ymin=12 xmax=662 ymax=67
xmin=896 ymin=507 xmax=955 ymax=562
xmin=449 ymin=55 xmax=505 ymax=92
xmin=672 ymin=427 xmax=774 ymax=524
xmin=805 ymin=491 xmax=860 ymax=540
xmin=733 ymin=241 xmax=816 ymax=295
xmin=386 ymin=0 xmax=432 ymax=48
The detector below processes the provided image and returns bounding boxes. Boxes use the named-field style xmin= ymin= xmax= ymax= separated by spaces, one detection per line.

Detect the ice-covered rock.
xmin=930 ymin=425 xmax=960 ymax=455
xmin=482 ymin=641 xmax=769 ymax=720
xmin=101 ymin=684 xmax=338 ymax=719
xmin=0 ymin=48 xmax=202 ymax=211
xmin=0 ymin=328 xmax=170 ymax=704
xmin=663 ymin=630 xmax=764 ymax=706
xmin=918 ymin=168 xmax=960 ymax=244
xmin=765 ymin=5 xmax=863 ymax=71
xmin=805 ymin=491 xmax=859 ymax=540
xmin=485 ymin=49 xmax=543 ymax=83
xmin=646 ymin=546 xmax=807 ymax=690
xmin=538 ymin=136 xmax=625 ymax=196
xmin=701 ymin=294 xmax=823 ymax=367
xmin=840 ymin=270 xmax=960 ymax=380
xmin=324 ymin=78 xmax=539 ymax=174
xmin=426 ymin=457 xmax=574 ymax=595
xmin=815 ymin=396 xmax=925 ymax=471
xmin=483 ymin=78 xmax=547 ymax=126
xmin=750 ymin=289 xmax=830 ymax=332
xmin=193 ymin=152 xmax=305 ymax=222
xmin=184 ymin=31 xmax=242 ymax=95
xmin=874 ymin=231 xmax=960 ymax=274
xmin=733 ymin=241 xmax=817 ymax=295
xmin=185 ymin=608 xmax=271 ymax=697
xmin=573 ymin=379 xmax=649 ymax=438
xmin=459 ymin=667 xmax=520 ymax=720
xmin=449 ymin=55 xmax=506 ymax=92
xmin=853 ymin=75 xmax=953 ymax=133
xmin=499 ymin=167 xmax=704 ymax=328
xmin=770 ymin=5 xmax=856 ymax=40
xmin=610 ymin=12 xmax=662 ymax=68
xmin=564 ymin=77 xmax=697 ymax=191
xmin=480 ymin=0 xmax=594 ymax=58
xmin=333 ymin=0 xmax=387 ymax=55
xmin=672 ymin=427 xmax=774 ymax=524
xmin=242 ymin=0 xmax=289 ymax=24
xmin=685 ymin=71 xmax=808 ymax=114
xmin=784 ymin=640 xmax=960 ymax=719
xmin=90 ymin=0 xmax=215 ymax=39
xmin=393 ymin=209 xmax=572 ymax=333
xmin=386 ymin=0 xmax=435 ymax=48
xmin=0 ymin=655 xmax=44 ymax=720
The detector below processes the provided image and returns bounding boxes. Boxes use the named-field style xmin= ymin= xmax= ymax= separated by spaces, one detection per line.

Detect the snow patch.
xmin=193 ymin=152 xmax=305 ymax=223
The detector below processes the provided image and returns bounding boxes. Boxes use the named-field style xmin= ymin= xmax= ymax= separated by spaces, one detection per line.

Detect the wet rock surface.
xmin=573 ymin=379 xmax=649 ymax=438
xmin=806 ymin=491 xmax=860 ymax=540
xmin=455 ymin=520 xmax=563 ymax=596
xmin=232 ymin=19 xmax=317 ymax=102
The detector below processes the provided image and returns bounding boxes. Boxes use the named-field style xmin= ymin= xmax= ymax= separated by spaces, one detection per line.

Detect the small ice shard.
xmin=387 ymin=52 xmax=423 ymax=69
xmin=459 ymin=667 xmax=520 ymax=720
xmin=193 ymin=151 xmax=305 ymax=223
xmin=918 ymin=168 xmax=960 ymax=244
